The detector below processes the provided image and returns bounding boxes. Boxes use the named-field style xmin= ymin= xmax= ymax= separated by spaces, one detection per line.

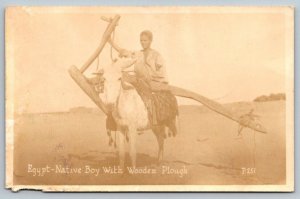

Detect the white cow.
xmin=101 ymin=58 xmax=177 ymax=168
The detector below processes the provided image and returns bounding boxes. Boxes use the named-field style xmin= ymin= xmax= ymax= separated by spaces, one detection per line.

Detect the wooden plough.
xmin=68 ymin=15 xmax=267 ymax=134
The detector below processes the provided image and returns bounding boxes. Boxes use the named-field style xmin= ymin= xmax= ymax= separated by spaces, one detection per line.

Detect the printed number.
xmin=241 ymin=168 xmax=256 ymax=175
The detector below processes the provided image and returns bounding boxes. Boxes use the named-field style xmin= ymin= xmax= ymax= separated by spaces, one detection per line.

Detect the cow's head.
xmin=102 ymin=58 xmax=136 ymax=109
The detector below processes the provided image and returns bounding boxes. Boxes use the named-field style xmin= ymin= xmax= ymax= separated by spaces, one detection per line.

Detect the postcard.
xmin=5 ymin=6 xmax=294 ymax=192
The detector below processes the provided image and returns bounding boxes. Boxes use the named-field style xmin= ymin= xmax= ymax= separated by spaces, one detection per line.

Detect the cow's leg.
xmin=167 ymin=117 xmax=178 ymax=137
xmin=158 ymin=135 xmax=164 ymax=163
xmin=107 ymin=130 xmax=114 ymax=146
xmin=118 ymin=131 xmax=126 ymax=170
xmin=153 ymin=126 xmax=165 ymax=164
xmin=128 ymin=125 xmax=137 ymax=168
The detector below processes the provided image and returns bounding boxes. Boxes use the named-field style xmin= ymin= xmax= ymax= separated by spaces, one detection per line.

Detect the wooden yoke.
xmin=69 ymin=15 xmax=120 ymax=115
xmin=80 ymin=15 xmax=120 ymax=73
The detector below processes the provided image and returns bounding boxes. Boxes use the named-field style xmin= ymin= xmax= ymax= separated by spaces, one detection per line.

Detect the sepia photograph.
xmin=5 ymin=6 xmax=294 ymax=192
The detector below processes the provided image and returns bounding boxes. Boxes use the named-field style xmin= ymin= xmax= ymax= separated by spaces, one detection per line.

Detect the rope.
xmin=95 ymin=21 xmax=116 ymax=73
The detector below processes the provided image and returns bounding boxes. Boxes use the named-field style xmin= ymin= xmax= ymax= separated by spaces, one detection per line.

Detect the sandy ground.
xmin=12 ymin=101 xmax=286 ymax=185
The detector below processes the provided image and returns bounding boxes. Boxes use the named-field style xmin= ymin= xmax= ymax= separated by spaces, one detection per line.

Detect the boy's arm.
xmin=155 ymin=53 xmax=164 ymax=71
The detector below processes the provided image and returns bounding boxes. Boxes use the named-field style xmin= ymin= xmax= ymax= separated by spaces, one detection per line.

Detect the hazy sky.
xmin=6 ymin=7 xmax=291 ymax=113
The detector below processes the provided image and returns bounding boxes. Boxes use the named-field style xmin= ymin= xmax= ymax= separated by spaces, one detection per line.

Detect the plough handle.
xmin=80 ymin=15 xmax=120 ymax=73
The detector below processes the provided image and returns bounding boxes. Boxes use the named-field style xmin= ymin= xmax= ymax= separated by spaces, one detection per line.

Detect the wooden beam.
xmin=69 ymin=65 xmax=108 ymax=114
xmin=169 ymin=85 xmax=268 ymax=134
